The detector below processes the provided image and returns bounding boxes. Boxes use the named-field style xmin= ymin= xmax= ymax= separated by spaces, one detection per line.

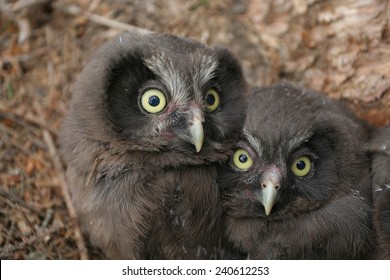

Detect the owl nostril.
xmin=188 ymin=119 xmax=205 ymax=126
xmin=262 ymin=184 xmax=280 ymax=190
xmin=188 ymin=120 xmax=205 ymax=126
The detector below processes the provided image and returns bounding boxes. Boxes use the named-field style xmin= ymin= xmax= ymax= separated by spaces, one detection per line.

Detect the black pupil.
xmin=296 ymin=160 xmax=306 ymax=170
xmin=239 ymin=154 xmax=248 ymax=163
xmin=206 ymin=93 xmax=215 ymax=105
xmin=148 ymin=95 xmax=160 ymax=107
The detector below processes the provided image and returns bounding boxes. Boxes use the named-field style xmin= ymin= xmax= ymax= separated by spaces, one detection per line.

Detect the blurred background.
xmin=0 ymin=0 xmax=389 ymax=259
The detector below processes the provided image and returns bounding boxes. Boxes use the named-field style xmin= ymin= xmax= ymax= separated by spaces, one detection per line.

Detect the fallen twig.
xmin=0 ymin=188 xmax=41 ymax=213
xmin=33 ymin=101 xmax=89 ymax=260
xmin=0 ymin=109 xmax=56 ymax=136
xmin=10 ymin=0 xmax=50 ymax=12
xmin=0 ymin=225 xmax=61 ymax=259
xmin=16 ymin=203 xmax=53 ymax=259
xmin=54 ymin=2 xmax=151 ymax=34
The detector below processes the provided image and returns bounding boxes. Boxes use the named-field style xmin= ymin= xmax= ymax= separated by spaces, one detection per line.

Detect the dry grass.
xmin=1 ymin=0 xmax=389 ymax=259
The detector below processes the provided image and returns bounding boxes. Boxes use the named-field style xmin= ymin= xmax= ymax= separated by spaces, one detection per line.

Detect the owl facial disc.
xmin=258 ymin=166 xmax=282 ymax=216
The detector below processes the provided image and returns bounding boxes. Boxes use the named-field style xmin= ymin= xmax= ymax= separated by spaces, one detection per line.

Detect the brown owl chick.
xmin=218 ymin=81 xmax=374 ymax=259
xmin=370 ymin=127 xmax=390 ymax=259
xmin=59 ymin=32 xmax=247 ymax=259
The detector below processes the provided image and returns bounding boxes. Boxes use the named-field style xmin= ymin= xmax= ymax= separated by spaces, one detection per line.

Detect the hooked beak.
xmin=258 ymin=166 xmax=282 ymax=216
xmin=262 ymin=184 xmax=278 ymax=216
xmin=187 ymin=108 xmax=204 ymax=153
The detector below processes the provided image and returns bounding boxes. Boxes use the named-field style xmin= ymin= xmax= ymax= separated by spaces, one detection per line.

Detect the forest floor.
xmin=0 ymin=0 xmax=389 ymax=259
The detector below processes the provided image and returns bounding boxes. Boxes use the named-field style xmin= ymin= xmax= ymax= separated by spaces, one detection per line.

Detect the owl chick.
xmin=218 ymin=81 xmax=374 ymax=259
xmin=59 ymin=32 xmax=247 ymax=259
xmin=370 ymin=127 xmax=390 ymax=259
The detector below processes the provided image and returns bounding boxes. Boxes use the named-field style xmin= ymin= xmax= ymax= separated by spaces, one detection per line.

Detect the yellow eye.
xmin=205 ymin=88 xmax=220 ymax=112
xmin=232 ymin=149 xmax=253 ymax=171
xmin=291 ymin=156 xmax=312 ymax=177
xmin=140 ymin=89 xmax=167 ymax=113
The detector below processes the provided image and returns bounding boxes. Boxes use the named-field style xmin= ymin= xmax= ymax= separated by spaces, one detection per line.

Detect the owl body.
xmin=370 ymin=127 xmax=390 ymax=259
xmin=145 ymin=166 xmax=221 ymax=259
xmin=219 ymin=82 xmax=374 ymax=259
xmin=59 ymin=32 xmax=246 ymax=259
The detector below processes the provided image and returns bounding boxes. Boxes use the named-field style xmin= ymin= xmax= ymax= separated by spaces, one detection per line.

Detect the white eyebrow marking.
xmin=242 ymin=129 xmax=262 ymax=158
xmin=192 ymin=54 xmax=218 ymax=104
xmin=144 ymin=53 xmax=190 ymax=105
xmin=287 ymin=130 xmax=313 ymax=151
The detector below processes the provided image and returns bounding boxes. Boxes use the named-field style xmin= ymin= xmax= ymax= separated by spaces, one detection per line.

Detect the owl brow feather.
xmin=144 ymin=53 xmax=190 ymax=105
xmin=286 ymin=130 xmax=313 ymax=152
xmin=191 ymin=55 xmax=218 ymax=104
xmin=242 ymin=129 xmax=263 ymax=159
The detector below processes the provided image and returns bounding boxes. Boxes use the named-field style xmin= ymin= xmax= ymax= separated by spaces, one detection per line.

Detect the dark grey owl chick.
xmin=369 ymin=127 xmax=390 ymax=259
xmin=59 ymin=32 xmax=247 ymax=259
xmin=218 ymin=81 xmax=374 ymax=259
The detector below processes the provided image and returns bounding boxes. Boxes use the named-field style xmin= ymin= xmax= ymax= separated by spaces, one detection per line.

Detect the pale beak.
xmin=258 ymin=166 xmax=282 ymax=216
xmin=187 ymin=109 xmax=204 ymax=153
xmin=261 ymin=184 xmax=278 ymax=216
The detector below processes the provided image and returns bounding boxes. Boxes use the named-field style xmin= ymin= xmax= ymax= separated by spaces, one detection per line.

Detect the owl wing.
xmin=370 ymin=127 xmax=390 ymax=196
xmin=65 ymin=159 xmax=164 ymax=259
xmin=370 ymin=127 xmax=390 ymax=258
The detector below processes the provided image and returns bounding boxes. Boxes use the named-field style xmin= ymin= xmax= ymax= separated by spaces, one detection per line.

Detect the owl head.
xmin=218 ymin=81 xmax=371 ymax=219
xmin=62 ymin=32 xmax=247 ymax=167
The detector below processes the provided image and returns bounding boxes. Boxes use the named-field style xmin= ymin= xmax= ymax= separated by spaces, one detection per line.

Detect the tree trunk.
xmin=241 ymin=0 xmax=390 ymax=126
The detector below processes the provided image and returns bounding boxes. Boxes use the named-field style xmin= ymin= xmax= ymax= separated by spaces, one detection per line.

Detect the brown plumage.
xmin=59 ymin=32 xmax=247 ymax=259
xmin=370 ymin=127 xmax=390 ymax=259
xmin=218 ymin=81 xmax=374 ymax=259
